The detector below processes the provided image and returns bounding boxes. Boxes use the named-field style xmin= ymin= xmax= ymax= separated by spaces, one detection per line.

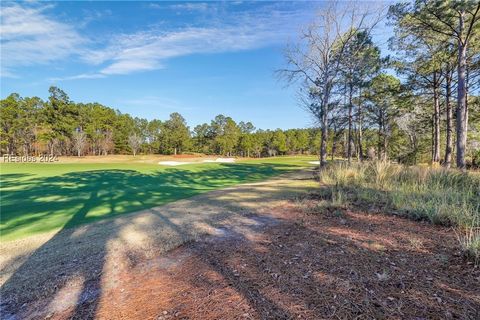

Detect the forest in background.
xmin=0 ymin=87 xmax=322 ymax=158
xmin=3 ymin=85 xmax=477 ymax=165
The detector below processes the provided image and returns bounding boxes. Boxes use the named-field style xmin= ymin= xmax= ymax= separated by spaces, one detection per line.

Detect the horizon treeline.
xmin=0 ymin=87 xmax=323 ymax=158
xmin=1 ymin=85 xmax=479 ymax=165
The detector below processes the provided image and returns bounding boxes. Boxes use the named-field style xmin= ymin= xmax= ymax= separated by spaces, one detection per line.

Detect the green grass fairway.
xmin=0 ymin=156 xmax=315 ymax=241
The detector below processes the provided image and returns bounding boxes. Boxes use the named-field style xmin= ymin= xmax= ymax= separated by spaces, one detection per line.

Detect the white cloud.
xmin=0 ymin=68 xmax=19 ymax=79
xmin=169 ymin=2 xmax=210 ymax=12
xmin=0 ymin=3 xmax=86 ymax=76
xmin=79 ymin=9 xmax=303 ymax=77
xmin=148 ymin=2 xmax=210 ymax=11
xmin=48 ymin=73 xmax=106 ymax=81
xmin=1 ymin=2 xmax=311 ymax=79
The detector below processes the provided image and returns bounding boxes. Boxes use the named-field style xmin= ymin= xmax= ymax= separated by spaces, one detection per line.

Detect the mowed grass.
xmin=0 ymin=156 xmax=315 ymax=241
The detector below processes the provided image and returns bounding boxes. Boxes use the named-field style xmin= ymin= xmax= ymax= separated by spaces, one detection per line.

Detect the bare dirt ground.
xmin=1 ymin=170 xmax=479 ymax=319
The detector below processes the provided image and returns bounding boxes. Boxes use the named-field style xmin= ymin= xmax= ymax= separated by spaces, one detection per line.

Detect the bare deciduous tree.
xmin=128 ymin=133 xmax=142 ymax=157
xmin=72 ymin=130 xmax=87 ymax=157
xmin=278 ymin=1 xmax=383 ymax=167
xmin=100 ymin=131 xmax=114 ymax=156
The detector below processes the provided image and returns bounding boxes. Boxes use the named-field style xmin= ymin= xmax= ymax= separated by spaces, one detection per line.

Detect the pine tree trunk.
xmin=331 ymin=126 xmax=337 ymax=161
xmin=320 ymin=108 xmax=328 ymax=167
xmin=444 ymin=69 xmax=453 ymax=168
xmin=358 ymin=94 xmax=364 ymax=162
xmin=320 ymin=79 xmax=332 ymax=168
xmin=456 ymin=14 xmax=467 ymax=169
xmin=347 ymin=83 xmax=354 ymax=163
xmin=378 ymin=117 xmax=383 ymax=161
xmin=432 ymin=71 xmax=441 ymax=164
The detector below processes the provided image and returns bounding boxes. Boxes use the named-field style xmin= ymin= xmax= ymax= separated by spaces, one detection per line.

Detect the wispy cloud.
xmin=1 ymin=2 xmax=311 ymax=80
xmin=48 ymin=73 xmax=105 ymax=82
xmin=148 ymin=2 xmax=210 ymax=11
xmin=78 ymin=7 xmax=306 ymax=77
xmin=0 ymin=3 xmax=86 ymax=77
xmin=0 ymin=68 xmax=19 ymax=79
xmin=85 ymin=26 xmax=274 ymax=75
xmin=169 ymin=2 xmax=210 ymax=12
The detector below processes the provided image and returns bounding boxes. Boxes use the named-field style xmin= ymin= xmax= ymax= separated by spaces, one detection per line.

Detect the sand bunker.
xmin=203 ymin=158 xmax=236 ymax=163
xmin=308 ymin=161 xmax=320 ymax=165
xmin=158 ymin=158 xmax=236 ymax=166
xmin=158 ymin=161 xmax=194 ymax=166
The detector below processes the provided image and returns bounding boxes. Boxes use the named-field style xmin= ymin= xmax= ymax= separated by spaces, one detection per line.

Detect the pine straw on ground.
xmin=47 ymin=201 xmax=479 ymax=320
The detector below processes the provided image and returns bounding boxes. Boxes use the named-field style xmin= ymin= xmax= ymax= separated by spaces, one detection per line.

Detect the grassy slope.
xmin=0 ymin=156 xmax=315 ymax=241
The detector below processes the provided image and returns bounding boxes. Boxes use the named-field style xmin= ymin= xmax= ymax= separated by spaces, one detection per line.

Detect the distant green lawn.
xmin=0 ymin=156 xmax=315 ymax=241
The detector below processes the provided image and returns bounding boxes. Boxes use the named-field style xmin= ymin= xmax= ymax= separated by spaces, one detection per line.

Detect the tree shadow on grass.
xmin=0 ymin=173 xmax=34 ymax=190
xmin=0 ymin=163 xmax=298 ymax=240
xmin=1 ymin=187 xmax=106 ymax=319
xmin=0 ymin=163 xmax=301 ymax=319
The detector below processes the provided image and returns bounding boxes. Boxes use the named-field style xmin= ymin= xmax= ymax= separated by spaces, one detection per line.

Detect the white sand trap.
xmin=158 ymin=161 xmax=193 ymax=166
xmin=159 ymin=158 xmax=236 ymax=166
xmin=203 ymin=158 xmax=236 ymax=163
xmin=308 ymin=161 xmax=320 ymax=165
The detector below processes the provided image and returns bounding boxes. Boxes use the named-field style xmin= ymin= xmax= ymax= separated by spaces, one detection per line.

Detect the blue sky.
xmin=1 ymin=1 xmax=389 ymax=130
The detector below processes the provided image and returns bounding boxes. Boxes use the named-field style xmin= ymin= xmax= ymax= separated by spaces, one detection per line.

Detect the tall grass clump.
xmin=318 ymin=161 xmax=480 ymax=262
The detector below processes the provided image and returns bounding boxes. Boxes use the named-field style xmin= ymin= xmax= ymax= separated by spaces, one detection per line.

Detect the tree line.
xmin=279 ymin=1 xmax=480 ymax=169
xmin=2 ymin=82 xmax=478 ymax=164
xmin=0 ymin=87 xmax=326 ymax=157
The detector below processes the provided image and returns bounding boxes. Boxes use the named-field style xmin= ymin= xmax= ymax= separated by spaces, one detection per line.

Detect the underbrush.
xmin=308 ymin=161 xmax=480 ymax=263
